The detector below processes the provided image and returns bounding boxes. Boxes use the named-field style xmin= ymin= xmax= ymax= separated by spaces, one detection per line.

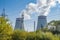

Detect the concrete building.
xmin=37 ymin=15 xmax=47 ymax=30
xmin=15 ymin=14 xmax=24 ymax=30
xmin=48 ymin=25 xmax=56 ymax=31
xmin=48 ymin=25 xmax=60 ymax=32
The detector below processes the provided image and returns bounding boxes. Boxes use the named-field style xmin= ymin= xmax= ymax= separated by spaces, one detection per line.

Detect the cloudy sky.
xmin=0 ymin=0 xmax=60 ymax=31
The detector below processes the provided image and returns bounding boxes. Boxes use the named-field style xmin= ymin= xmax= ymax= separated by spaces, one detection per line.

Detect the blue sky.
xmin=0 ymin=0 xmax=60 ymax=31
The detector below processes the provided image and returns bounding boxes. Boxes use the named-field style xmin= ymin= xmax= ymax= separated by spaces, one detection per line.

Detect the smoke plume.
xmin=20 ymin=0 xmax=60 ymax=20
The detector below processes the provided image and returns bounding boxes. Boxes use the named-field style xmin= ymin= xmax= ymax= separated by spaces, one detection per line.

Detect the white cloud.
xmin=24 ymin=13 xmax=31 ymax=20
xmin=20 ymin=0 xmax=60 ymax=20
xmin=24 ymin=0 xmax=58 ymax=16
xmin=26 ymin=3 xmax=37 ymax=14
xmin=37 ymin=0 xmax=47 ymax=6
xmin=56 ymin=0 xmax=60 ymax=3
xmin=20 ymin=10 xmax=31 ymax=20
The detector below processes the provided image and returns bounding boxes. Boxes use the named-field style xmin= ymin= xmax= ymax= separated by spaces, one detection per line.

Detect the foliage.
xmin=0 ymin=17 xmax=13 ymax=40
xmin=48 ymin=20 xmax=60 ymax=28
xmin=12 ymin=30 xmax=28 ymax=40
xmin=0 ymin=17 xmax=60 ymax=40
xmin=48 ymin=20 xmax=60 ymax=34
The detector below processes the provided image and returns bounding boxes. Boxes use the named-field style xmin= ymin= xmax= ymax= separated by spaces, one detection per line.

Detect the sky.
xmin=0 ymin=0 xmax=60 ymax=31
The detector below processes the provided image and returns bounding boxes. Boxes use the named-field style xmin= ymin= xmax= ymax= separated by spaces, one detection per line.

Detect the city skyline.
xmin=0 ymin=0 xmax=60 ymax=31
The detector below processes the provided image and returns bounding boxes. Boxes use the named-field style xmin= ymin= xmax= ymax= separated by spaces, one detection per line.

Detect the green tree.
xmin=48 ymin=20 xmax=60 ymax=30
xmin=48 ymin=20 xmax=60 ymax=34
xmin=0 ymin=17 xmax=13 ymax=40
xmin=36 ymin=29 xmax=60 ymax=40
xmin=26 ymin=32 xmax=36 ymax=40
xmin=12 ymin=30 xmax=28 ymax=40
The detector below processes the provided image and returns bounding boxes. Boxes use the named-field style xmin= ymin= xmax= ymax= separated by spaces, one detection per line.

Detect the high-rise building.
xmin=37 ymin=15 xmax=47 ymax=30
xmin=15 ymin=14 xmax=24 ymax=30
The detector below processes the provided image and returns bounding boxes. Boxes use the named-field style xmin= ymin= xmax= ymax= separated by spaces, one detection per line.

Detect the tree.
xmin=12 ymin=30 xmax=28 ymax=40
xmin=48 ymin=20 xmax=60 ymax=29
xmin=0 ymin=16 xmax=13 ymax=40
xmin=26 ymin=32 xmax=36 ymax=40
xmin=48 ymin=20 xmax=60 ymax=34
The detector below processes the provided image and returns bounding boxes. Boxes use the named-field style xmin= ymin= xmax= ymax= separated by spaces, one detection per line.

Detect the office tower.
xmin=37 ymin=15 xmax=47 ymax=30
xmin=15 ymin=14 xmax=24 ymax=30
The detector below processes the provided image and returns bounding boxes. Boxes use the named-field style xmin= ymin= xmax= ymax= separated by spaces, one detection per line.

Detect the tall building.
xmin=37 ymin=15 xmax=47 ymax=30
xmin=15 ymin=14 xmax=24 ymax=30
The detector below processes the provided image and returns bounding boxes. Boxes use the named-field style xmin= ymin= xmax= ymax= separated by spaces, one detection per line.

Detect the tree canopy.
xmin=0 ymin=16 xmax=60 ymax=40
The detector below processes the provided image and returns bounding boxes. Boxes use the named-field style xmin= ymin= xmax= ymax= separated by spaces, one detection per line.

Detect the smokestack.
xmin=15 ymin=13 xmax=24 ymax=30
xmin=34 ymin=21 xmax=35 ymax=31
xmin=37 ymin=15 xmax=47 ymax=30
